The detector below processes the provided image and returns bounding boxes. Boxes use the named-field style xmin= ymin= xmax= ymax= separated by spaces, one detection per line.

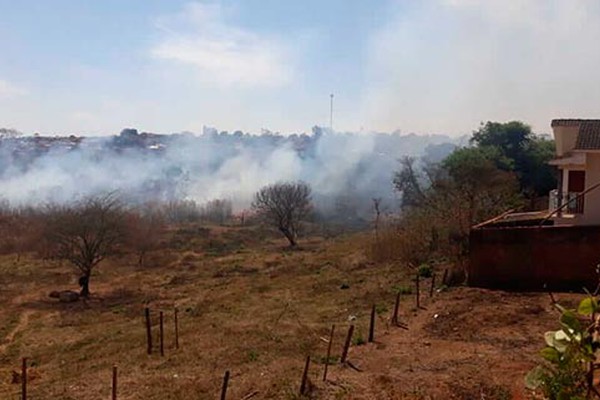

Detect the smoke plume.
xmin=0 ymin=128 xmax=463 ymax=224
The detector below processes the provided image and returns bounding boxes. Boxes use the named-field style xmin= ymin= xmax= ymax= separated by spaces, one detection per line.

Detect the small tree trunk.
xmin=280 ymin=227 xmax=297 ymax=247
xmin=79 ymin=272 xmax=91 ymax=298
xmin=138 ymin=251 xmax=145 ymax=267
xmin=287 ymin=235 xmax=297 ymax=247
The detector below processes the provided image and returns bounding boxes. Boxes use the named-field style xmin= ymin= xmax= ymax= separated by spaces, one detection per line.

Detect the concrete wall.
xmin=469 ymin=225 xmax=600 ymax=290
xmin=582 ymin=153 xmax=600 ymax=225
xmin=554 ymin=125 xmax=579 ymax=156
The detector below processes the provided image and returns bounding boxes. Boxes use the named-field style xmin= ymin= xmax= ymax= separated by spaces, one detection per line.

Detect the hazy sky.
xmin=1 ymin=0 xmax=600 ymax=136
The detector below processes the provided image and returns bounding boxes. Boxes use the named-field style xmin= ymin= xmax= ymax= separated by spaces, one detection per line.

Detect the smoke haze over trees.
xmin=0 ymin=126 xmax=465 ymax=225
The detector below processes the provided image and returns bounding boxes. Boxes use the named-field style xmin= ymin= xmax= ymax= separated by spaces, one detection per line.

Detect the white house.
xmin=549 ymin=119 xmax=600 ymax=225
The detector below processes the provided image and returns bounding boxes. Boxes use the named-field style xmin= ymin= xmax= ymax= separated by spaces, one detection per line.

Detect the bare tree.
xmin=372 ymin=198 xmax=382 ymax=242
xmin=252 ymin=181 xmax=312 ymax=247
xmin=201 ymin=199 xmax=233 ymax=225
xmin=46 ymin=194 xmax=125 ymax=298
xmin=125 ymin=207 xmax=165 ymax=267
xmin=0 ymin=205 xmax=44 ymax=264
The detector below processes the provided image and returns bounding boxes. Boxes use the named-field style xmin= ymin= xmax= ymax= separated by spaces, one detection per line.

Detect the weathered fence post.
xmin=159 ymin=311 xmax=164 ymax=357
xmin=145 ymin=307 xmax=152 ymax=355
xmin=323 ymin=324 xmax=335 ymax=382
xmin=300 ymin=356 xmax=311 ymax=395
xmin=340 ymin=325 xmax=354 ymax=363
xmin=430 ymin=273 xmax=436 ymax=297
xmin=392 ymin=291 xmax=401 ymax=326
xmin=21 ymin=357 xmax=27 ymax=400
xmin=368 ymin=305 xmax=376 ymax=343
xmin=112 ymin=365 xmax=117 ymax=400
xmin=174 ymin=307 xmax=179 ymax=350
xmin=415 ymin=274 xmax=420 ymax=309
xmin=220 ymin=370 xmax=230 ymax=400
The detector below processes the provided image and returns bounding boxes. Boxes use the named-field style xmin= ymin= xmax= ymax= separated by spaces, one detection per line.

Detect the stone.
xmin=49 ymin=290 xmax=79 ymax=303
xmin=58 ymin=291 xmax=80 ymax=303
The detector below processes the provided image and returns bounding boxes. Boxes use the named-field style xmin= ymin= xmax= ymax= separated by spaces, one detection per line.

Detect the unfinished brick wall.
xmin=469 ymin=225 xmax=600 ymax=291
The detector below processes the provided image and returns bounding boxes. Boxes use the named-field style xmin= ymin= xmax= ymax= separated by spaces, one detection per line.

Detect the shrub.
xmin=526 ymin=296 xmax=600 ymax=399
xmin=418 ymin=264 xmax=433 ymax=278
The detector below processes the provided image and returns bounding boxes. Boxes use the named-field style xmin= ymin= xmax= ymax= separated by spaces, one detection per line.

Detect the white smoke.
xmin=0 ymin=129 xmax=462 ymax=222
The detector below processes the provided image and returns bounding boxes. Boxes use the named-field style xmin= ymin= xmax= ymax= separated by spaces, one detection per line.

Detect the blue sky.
xmin=1 ymin=1 xmax=600 ymax=136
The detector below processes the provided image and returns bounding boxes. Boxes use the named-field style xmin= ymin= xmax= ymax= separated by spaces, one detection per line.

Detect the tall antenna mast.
xmin=330 ymin=93 xmax=334 ymax=131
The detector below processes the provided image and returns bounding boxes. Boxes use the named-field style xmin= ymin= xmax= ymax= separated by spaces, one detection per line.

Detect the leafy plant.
xmin=526 ymin=296 xmax=600 ymax=399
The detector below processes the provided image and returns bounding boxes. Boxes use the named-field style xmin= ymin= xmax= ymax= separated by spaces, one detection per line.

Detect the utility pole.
xmin=330 ymin=93 xmax=334 ymax=131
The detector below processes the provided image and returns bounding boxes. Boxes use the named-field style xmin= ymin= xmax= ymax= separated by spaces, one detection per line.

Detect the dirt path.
xmin=0 ymin=310 xmax=33 ymax=354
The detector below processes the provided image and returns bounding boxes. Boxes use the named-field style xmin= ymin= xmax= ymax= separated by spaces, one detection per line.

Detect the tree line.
xmin=378 ymin=120 xmax=556 ymax=275
xmin=0 ymin=182 xmax=313 ymax=299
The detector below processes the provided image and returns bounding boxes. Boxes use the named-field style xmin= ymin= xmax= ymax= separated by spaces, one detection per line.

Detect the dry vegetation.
xmin=0 ymin=216 xmax=569 ymax=399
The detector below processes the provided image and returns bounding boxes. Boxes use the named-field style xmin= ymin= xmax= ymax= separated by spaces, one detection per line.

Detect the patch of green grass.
xmin=247 ymin=349 xmax=259 ymax=362
xmin=352 ymin=330 xmax=366 ymax=346
xmin=375 ymin=304 xmax=388 ymax=315
xmin=318 ymin=354 xmax=339 ymax=365
xmin=393 ymin=284 xmax=412 ymax=295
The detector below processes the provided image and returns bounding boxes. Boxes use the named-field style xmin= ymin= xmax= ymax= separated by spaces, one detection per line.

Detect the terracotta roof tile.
xmin=575 ymin=120 xmax=600 ymax=150
xmin=551 ymin=119 xmax=586 ymax=127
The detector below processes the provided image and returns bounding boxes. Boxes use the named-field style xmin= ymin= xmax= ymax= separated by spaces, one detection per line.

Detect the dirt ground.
xmin=325 ymin=287 xmax=567 ymax=400
xmin=0 ymin=224 xmax=571 ymax=399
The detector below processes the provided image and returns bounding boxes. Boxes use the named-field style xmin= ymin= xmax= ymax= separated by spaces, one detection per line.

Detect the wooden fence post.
xmin=112 ymin=365 xmax=117 ymax=400
xmin=174 ymin=307 xmax=179 ymax=350
xmin=300 ymin=356 xmax=311 ymax=395
xmin=323 ymin=324 xmax=335 ymax=382
xmin=392 ymin=291 xmax=401 ymax=326
xmin=429 ymin=273 xmax=436 ymax=297
xmin=159 ymin=311 xmax=164 ymax=357
xmin=368 ymin=305 xmax=376 ymax=343
xmin=340 ymin=325 xmax=354 ymax=363
xmin=21 ymin=357 xmax=27 ymax=400
xmin=415 ymin=274 xmax=420 ymax=309
xmin=220 ymin=370 xmax=230 ymax=400
xmin=145 ymin=307 xmax=152 ymax=355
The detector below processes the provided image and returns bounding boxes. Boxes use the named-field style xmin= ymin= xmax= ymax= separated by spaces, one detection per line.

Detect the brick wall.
xmin=469 ymin=225 xmax=600 ymax=291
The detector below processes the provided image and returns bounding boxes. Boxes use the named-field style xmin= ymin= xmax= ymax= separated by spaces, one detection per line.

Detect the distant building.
xmin=549 ymin=119 xmax=600 ymax=225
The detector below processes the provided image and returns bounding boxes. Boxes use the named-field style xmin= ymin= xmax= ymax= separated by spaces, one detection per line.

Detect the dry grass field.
xmin=0 ymin=223 xmax=571 ymax=399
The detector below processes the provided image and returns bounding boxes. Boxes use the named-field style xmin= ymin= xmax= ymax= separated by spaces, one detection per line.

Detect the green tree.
xmin=471 ymin=121 xmax=533 ymax=164
xmin=392 ymin=157 xmax=427 ymax=209
xmin=470 ymin=121 xmax=557 ymax=201
xmin=392 ymin=147 xmax=522 ymax=266
xmin=442 ymin=147 xmax=522 ymax=229
xmin=521 ymin=137 xmax=557 ymax=198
